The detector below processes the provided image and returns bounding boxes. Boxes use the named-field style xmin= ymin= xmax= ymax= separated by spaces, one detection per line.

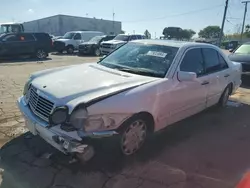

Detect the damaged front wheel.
xmin=120 ymin=115 xmax=149 ymax=155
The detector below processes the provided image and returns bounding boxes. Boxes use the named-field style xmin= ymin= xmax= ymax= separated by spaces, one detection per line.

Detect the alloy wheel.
xmin=36 ymin=49 xmax=46 ymax=59
xmin=121 ymin=119 xmax=147 ymax=155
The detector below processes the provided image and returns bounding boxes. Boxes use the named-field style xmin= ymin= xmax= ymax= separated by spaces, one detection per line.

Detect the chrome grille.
xmin=28 ymin=86 xmax=54 ymax=122
xmin=101 ymin=43 xmax=112 ymax=48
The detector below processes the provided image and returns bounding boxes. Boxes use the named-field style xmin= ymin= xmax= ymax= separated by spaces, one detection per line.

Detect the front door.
xmin=167 ymin=48 xmax=209 ymax=125
xmin=0 ymin=34 xmax=21 ymax=56
xmin=73 ymin=33 xmax=82 ymax=49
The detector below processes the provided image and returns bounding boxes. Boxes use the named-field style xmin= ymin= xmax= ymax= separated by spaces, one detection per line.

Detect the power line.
xmin=122 ymin=4 xmax=224 ymax=23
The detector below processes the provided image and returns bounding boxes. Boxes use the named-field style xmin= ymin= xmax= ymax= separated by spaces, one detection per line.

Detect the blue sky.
xmin=0 ymin=0 xmax=248 ymax=37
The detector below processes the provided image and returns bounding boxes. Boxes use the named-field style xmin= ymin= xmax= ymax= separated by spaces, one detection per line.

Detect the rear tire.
xmin=35 ymin=49 xmax=47 ymax=59
xmin=218 ymin=85 xmax=231 ymax=107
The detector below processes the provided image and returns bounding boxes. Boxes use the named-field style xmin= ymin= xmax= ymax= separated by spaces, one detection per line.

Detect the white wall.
xmin=23 ymin=16 xmax=60 ymax=35
xmin=22 ymin=15 xmax=122 ymax=36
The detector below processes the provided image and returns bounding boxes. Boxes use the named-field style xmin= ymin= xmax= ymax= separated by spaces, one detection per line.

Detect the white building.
xmin=23 ymin=14 xmax=122 ymax=36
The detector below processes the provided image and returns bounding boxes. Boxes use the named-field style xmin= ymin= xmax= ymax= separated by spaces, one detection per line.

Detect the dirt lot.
xmin=0 ymin=53 xmax=250 ymax=188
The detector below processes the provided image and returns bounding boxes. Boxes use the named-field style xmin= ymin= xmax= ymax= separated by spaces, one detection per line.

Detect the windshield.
xmin=99 ymin=42 xmax=179 ymax=78
xmin=114 ymin=35 xmax=129 ymax=41
xmin=0 ymin=25 xmax=7 ymax=33
xmin=89 ymin=36 xmax=103 ymax=42
xmin=62 ymin=32 xmax=76 ymax=39
xmin=0 ymin=25 xmax=22 ymax=34
xmin=234 ymin=44 xmax=250 ymax=54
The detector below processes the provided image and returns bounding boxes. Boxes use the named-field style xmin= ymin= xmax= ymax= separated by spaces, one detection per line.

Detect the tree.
xmin=162 ymin=27 xmax=195 ymax=40
xmin=181 ymin=29 xmax=196 ymax=40
xmin=162 ymin=27 xmax=182 ymax=39
xmin=198 ymin=26 xmax=221 ymax=39
xmin=120 ymin=30 xmax=125 ymax=34
xmin=144 ymin=30 xmax=151 ymax=39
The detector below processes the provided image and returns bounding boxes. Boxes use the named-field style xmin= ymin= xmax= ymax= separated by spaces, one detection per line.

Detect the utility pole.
xmin=112 ymin=9 xmax=115 ymax=35
xmin=219 ymin=0 xmax=229 ymax=47
xmin=241 ymin=1 xmax=250 ymax=42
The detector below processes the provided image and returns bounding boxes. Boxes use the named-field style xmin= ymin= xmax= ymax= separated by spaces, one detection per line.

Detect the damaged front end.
xmin=17 ymin=96 xmax=126 ymax=162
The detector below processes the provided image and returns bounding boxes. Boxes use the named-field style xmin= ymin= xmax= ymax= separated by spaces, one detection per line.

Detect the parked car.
xmin=0 ymin=32 xmax=52 ymax=59
xmin=228 ymin=42 xmax=250 ymax=74
xmin=100 ymin=34 xmax=145 ymax=55
xmin=78 ymin=35 xmax=115 ymax=56
xmin=53 ymin=31 xmax=104 ymax=54
xmin=18 ymin=40 xmax=241 ymax=162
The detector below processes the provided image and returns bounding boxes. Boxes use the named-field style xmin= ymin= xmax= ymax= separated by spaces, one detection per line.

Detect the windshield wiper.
xmin=115 ymin=67 xmax=161 ymax=78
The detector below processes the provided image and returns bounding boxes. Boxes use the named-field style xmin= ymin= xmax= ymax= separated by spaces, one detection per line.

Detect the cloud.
xmin=28 ymin=9 xmax=34 ymax=13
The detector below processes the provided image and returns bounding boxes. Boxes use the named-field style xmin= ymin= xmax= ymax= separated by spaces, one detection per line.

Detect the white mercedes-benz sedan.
xmin=18 ymin=40 xmax=242 ymax=161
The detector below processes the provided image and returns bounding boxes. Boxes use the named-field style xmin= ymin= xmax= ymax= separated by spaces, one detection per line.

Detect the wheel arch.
xmin=117 ymin=111 xmax=155 ymax=134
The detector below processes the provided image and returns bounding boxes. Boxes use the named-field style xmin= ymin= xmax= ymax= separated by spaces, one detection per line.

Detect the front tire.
xmin=119 ymin=115 xmax=149 ymax=156
xmin=94 ymin=48 xmax=101 ymax=56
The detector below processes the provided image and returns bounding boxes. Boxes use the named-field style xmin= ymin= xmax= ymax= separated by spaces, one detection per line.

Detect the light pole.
xmin=240 ymin=1 xmax=250 ymax=43
xmin=218 ymin=0 xmax=229 ymax=47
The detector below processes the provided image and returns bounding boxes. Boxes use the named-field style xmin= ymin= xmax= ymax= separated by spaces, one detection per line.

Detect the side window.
xmin=107 ymin=36 xmax=115 ymax=41
xmin=74 ymin=33 xmax=81 ymax=40
xmin=180 ymin=48 xmax=205 ymax=77
xmin=136 ymin=35 xmax=142 ymax=39
xmin=129 ymin=35 xmax=137 ymax=41
xmin=20 ymin=34 xmax=35 ymax=41
xmin=218 ymin=53 xmax=229 ymax=69
xmin=202 ymin=48 xmax=221 ymax=74
xmin=2 ymin=34 xmax=19 ymax=42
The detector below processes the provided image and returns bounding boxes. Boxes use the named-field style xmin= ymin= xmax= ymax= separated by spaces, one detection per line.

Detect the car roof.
xmin=118 ymin=34 xmax=144 ymax=36
xmin=132 ymin=39 xmax=216 ymax=48
xmin=68 ymin=31 xmax=103 ymax=33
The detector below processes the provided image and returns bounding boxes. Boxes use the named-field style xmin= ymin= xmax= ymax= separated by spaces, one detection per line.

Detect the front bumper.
xmin=17 ymin=96 xmax=118 ymax=155
xmin=100 ymin=47 xmax=114 ymax=55
xmin=78 ymin=46 xmax=93 ymax=54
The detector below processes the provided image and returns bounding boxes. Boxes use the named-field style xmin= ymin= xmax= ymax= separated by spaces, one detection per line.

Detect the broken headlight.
xmin=49 ymin=106 xmax=68 ymax=125
xmin=23 ymin=77 xmax=32 ymax=95
xmin=70 ymin=108 xmax=88 ymax=130
xmin=70 ymin=108 xmax=128 ymax=132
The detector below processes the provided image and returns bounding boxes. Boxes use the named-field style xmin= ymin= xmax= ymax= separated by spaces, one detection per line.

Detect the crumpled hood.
xmin=31 ymin=63 xmax=159 ymax=105
xmin=228 ymin=53 xmax=250 ymax=64
xmin=102 ymin=40 xmax=126 ymax=45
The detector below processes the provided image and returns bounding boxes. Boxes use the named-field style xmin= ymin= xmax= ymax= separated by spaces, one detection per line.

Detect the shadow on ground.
xmin=0 ymin=56 xmax=52 ymax=64
xmin=1 ymin=100 xmax=250 ymax=187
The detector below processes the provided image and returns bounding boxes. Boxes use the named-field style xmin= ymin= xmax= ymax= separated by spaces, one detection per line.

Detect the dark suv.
xmin=78 ymin=35 xmax=115 ymax=56
xmin=0 ymin=33 xmax=53 ymax=59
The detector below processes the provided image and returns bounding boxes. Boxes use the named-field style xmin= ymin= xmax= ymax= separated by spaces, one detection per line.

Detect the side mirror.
xmin=99 ymin=55 xmax=106 ymax=61
xmin=178 ymin=71 xmax=197 ymax=82
xmin=229 ymin=48 xmax=234 ymax=53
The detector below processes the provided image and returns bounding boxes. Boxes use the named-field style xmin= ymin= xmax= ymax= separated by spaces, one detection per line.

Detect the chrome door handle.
xmin=224 ymin=74 xmax=230 ymax=78
xmin=201 ymin=81 xmax=209 ymax=85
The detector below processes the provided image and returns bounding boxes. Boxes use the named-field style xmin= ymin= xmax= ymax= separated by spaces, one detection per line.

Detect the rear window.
xmin=33 ymin=33 xmax=51 ymax=41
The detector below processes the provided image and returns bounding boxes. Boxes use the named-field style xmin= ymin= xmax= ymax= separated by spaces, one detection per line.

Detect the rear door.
xmin=202 ymin=48 xmax=230 ymax=107
xmin=18 ymin=33 xmax=36 ymax=54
